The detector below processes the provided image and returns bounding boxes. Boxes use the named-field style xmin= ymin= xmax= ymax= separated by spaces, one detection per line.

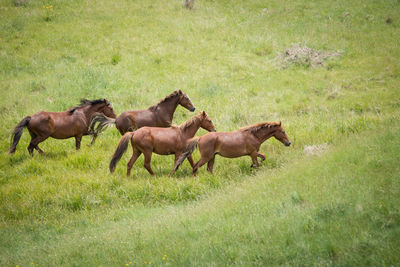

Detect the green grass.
xmin=1 ymin=113 xmax=399 ymax=266
xmin=1 ymin=0 xmax=400 ymax=265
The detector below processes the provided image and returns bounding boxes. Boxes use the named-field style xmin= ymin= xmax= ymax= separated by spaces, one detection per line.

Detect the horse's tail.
xmin=109 ymin=131 xmax=134 ymax=173
xmin=89 ymin=113 xmax=116 ymax=144
xmin=9 ymin=116 xmax=31 ymax=154
xmin=173 ymin=136 xmax=200 ymax=172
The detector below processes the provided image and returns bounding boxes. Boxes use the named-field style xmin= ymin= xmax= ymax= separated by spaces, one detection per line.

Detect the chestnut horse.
xmin=109 ymin=111 xmax=216 ymax=176
xmin=89 ymin=90 xmax=195 ymax=144
xmin=9 ymin=99 xmax=116 ymax=155
xmin=176 ymin=121 xmax=291 ymax=175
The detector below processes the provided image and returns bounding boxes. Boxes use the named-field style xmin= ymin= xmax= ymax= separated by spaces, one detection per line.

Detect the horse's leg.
xmin=90 ymin=132 xmax=98 ymax=146
xmin=28 ymin=134 xmax=49 ymax=156
xmin=75 ymin=135 xmax=83 ymax=150
xmin=142 ymin=150 xmax=154 ymax=175
xmin=27 ymin=130 xmax=37 ymax=155
xmin=27 ymin=142 xmax=35 ymax=156
xmin=127 ymin=147 xmax=142 ymax=177
xmin=193 ymin=156 xmax=212 ymax=176
xmin=206 ymin=156 xmax=215 ymax=173
xmin=118 ymin=128 xmax=125 ymax=135
xmin=35 ymin=144 xmax=44 ymax=155
xmin=250 ymin=151 xmax=260 ymax=167
xmin=257 ymin=152 xmax=266 ymax=163
xmin=34 ymin=135 xmax=50 ymax=155
xmin=169 ymin=153 xmax=181 ymax=176
xmin=187 ymin=154 xmax=195 ymax=168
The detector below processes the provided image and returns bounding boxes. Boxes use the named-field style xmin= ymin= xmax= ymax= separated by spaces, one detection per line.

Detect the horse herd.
xmin=9 ymin=90 xmax=291 ymax=176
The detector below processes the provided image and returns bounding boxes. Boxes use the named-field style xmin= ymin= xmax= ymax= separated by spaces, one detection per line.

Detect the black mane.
xmin=68 ymin=99 xmax=105 ymax=114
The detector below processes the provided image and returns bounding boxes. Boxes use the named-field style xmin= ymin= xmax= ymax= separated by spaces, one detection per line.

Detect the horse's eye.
xmin=282 ymin=131 xmax=285 ymax=134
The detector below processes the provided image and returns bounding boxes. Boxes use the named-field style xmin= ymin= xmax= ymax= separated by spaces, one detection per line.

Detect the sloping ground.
xmin=1 ymin=117 xmax=399 ymax=266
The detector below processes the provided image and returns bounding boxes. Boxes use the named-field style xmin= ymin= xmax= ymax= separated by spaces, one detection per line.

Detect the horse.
xmin=9 ymin=99 xmax=116 ymax=155
xmin=109 ymin=111 xmax=216 ymax=176
xmin=176 ymin=121 xmax=291 ymax=175
xmin=89 ymin=90 xmax=196 ymax=144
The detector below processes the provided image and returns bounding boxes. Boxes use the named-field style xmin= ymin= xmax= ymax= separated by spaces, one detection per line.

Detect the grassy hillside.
xmin=2 ymin=116 xmax=400 ymax=266
xmin=1 ymin=0 xmax=399 ymax=265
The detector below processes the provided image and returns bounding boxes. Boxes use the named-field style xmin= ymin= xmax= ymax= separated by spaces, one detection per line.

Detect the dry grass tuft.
xmin=304 ymin=143 xmax=329 ymax=156
xmin=13 ymin=0 xmax=29 ymax=6
xmin=279 ymin=44 xmax=343 ymax=68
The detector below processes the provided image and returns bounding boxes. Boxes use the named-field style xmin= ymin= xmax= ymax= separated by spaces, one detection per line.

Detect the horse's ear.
xmin=104 ymin=99 xmax=110 ymax=105
xmin=201 ymin=111 xmax=206 ymax=116
xmin=279 ymin=121 xmax=281 ymax=126
xmin=178 ymin=89 xmax=183 ymax=94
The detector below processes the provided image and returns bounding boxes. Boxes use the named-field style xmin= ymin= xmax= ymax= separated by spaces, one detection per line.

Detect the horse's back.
xmin=116 ymin=110 xmax=156 ymax=133
xmin=30 ymin=110 xmax=85 ymax=139
xmin=133 ymin=126 xmax=182 ymax=155
xmin=136 ymin=126 xmax=180 ymax=141
xmin=201 ymin=131 xmax=253 ymax=158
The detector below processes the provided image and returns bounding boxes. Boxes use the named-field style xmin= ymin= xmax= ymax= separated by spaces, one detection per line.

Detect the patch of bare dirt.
xmin=304 ymin=143 xmax=329 ymax=156
xmin=279 ymin=44 xmax=343 ymax=68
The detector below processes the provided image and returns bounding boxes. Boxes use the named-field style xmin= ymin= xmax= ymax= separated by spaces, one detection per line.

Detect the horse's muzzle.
xmin=190 ymin=107 xmax=196 ymax=112
xmin=285 ymin=141 xmax=291 ymax=146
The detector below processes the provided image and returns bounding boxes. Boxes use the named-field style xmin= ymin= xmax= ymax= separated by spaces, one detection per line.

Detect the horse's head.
xmin=272 ymin=122 xmax=291 ymax=146
xmin=200 ymin=111 xmax=216 ymax=132
xmin=101 ymin=99 xmax=117 ymax=118
xmin=178 ymin=90 xmax=196 ymax=112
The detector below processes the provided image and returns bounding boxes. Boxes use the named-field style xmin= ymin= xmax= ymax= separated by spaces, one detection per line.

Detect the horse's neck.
xmin=154 ymin=96 xmax=179 ymax=124
xmin=181 ymin=117 xmax=201 ymax=139
xmin=254 ymin=128 xmax=275 ymax=143
xmin=82 ymin=105 xmax=103 ymax=124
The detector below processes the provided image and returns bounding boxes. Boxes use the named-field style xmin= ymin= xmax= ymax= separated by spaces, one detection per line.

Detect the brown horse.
xmin=89 ymin=90 xmax=195 ymax=144
xmin=109 ymin=111 xmax=216 ymax=176
xmin=177 ymin=121 xmax=291 ymax=175
xmin=9 ymin=99 xmax=116 ymax=155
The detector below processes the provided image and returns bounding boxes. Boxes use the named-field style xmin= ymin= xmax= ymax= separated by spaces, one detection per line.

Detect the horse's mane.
xmin=239 ymin=122 xmax=280 ymax=134
xmin=148 ymin=91 xmax=180 ymax=111
xmin=68 ymin=99 xmax=104 ymax=114
xmin=179 ymin=114 xmax=200 ymax=131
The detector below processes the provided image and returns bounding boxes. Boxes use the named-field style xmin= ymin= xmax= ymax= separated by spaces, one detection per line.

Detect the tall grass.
xmin=1 ymin=115 xmax=399 ymax=266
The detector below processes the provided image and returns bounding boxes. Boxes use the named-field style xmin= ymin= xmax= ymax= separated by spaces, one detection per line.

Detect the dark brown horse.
xmin=177 ymin=121 xmax=291 ymax=175
xmin=89 ymin=90 xmax=195 ymax=144
xmin=109 ymin=111 xmax=216 ymax=176
xmin=9 ymin=99 xmax=116 ymax=155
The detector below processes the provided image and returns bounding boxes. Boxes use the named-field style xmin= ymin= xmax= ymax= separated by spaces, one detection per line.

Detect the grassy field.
xmin=1 ymin=0 xmax=399 ymax=265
